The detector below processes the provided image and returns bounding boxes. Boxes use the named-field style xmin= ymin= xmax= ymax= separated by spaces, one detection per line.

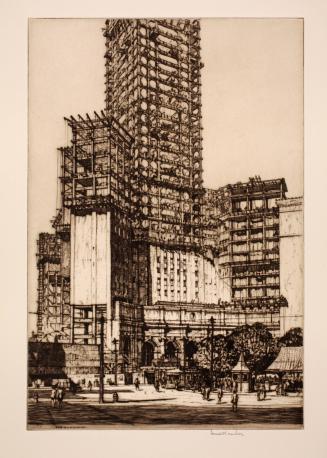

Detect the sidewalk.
xmin=48 ymin=385 xmax=302 ymax=408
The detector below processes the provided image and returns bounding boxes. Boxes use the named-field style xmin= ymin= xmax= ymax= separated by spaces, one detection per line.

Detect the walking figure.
xmin=217 ymin=386 xmax=223 ymax=404
xmin=50 ymin=387 xmax=57 ymax=408
xmin=134 ymin=377 xmax=140 ymax=391
xmin=33 ymin=392 xmax=39 ymax=403
xmin=154 ymin=380 xmax=160 ymax=392
xmin=231 ymin=390 xmax=239 ymax=412
xmin=57 ymin=388 xmax=65 ymax=408
xmin=88 ymin=380 xmax=93 ymax=392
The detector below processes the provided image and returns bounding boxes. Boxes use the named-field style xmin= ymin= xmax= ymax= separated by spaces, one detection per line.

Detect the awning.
xmin=266 ymin=346 xmax=303 ymax=373
xmin=166 ymin=368 xmax=182 ymax=374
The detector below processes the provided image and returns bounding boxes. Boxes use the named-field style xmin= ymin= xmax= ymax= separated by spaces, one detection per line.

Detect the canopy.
xmin=266 ymin=346 xmax=303 ymax=373
xmin=231 ymin=352 xmax=250 ymax=373
xmin=166 ymin=368 xmax=182 ymax=374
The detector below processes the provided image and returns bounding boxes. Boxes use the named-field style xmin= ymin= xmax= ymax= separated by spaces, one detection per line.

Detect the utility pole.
xmin=210 ymin=316 xmax=215 ymax=388
xmin=99 ymin=314 xmax=105 ymax=404
xmin=183 ymin=337 xmax=187 ymax=385
xmin=112 ymin=338 xmax=118 ymax=385
xmin=183 ymin=324 xmax=191 ymax=386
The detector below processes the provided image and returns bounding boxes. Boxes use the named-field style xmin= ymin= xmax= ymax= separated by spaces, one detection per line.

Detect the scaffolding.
xmin=203 ymin=176 xmax=288 ymax=313
xmin=36 ymin=233 xmax=70 ymax=341
xmin=103 ymin=19 xmax=204 ymax=248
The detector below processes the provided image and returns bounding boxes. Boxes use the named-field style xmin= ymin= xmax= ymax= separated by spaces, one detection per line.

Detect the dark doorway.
xmin=185 ymin=340 xmax=198 ymax=367
xmin=165 ymin=341 xmax=177 ymax=360
xmin=142 ymin=341 xmax=155 ymax=366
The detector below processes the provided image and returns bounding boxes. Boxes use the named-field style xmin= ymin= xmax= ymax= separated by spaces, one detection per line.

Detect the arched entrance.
xmin=122 ymin=336 xmax=132 ymax=384
xmin=185 ymin=340 xmax=198 ymax=367
xmin=122 ymin=336 xmax=131 ymax=360
xmin=165 ymin=341 xmax=179 ymax=361
xmin=142 ymin=341 xmax=155 ymax=366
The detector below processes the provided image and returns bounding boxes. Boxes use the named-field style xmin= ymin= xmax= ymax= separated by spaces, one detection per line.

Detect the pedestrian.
xmin=57 ymin=387 xmax=65 ymax=408
xmin=50 ymin=387 xmax=57 ymax=408
xmin=134 ymin=377 xmax=140 ymax=391
xmin=33 ymin=392 xmax=39 ymax=403
xmin=88 ymin=380 xmax=93 ymax=392
xmin=231 ymin=390 xmax=239 ymax=412
xmin=154 ymin=379 xmax=160 ymax=392
xmin=112 ymin=391 xmax=119 ymax=403
xmin=217 ymin=386 xmax=223 ymax=404
xmin=256 ymin=383 xmax=261 ymax=401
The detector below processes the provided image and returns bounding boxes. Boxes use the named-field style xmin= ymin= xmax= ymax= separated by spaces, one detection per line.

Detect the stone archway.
xmin=185 ymin=340 xmax=198 ymax=358
xmin=142 ymin=340 xmax=155 ymax=366
xmin=122 ymin=335 xmax=131 ymax=359
xmin=185 ymin=340 xmax=198 ymax=367
xmin=165 ymin=340 xmax=179 ymax=360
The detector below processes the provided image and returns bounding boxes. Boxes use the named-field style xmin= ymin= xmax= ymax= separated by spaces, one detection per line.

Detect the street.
xmin=28 ymin=386 xmax=303 ymax=429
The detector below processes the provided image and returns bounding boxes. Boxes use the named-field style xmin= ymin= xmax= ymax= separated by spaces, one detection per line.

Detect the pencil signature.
xmin=210 ymin=430 xmax=244 ymax=437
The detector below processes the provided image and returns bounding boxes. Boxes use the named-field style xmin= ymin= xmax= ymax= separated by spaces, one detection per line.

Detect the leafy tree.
xmin=225 ymin=323 xmax=279 ymax=374
xmin=194 ymin=323 xmax=279 ymax=376
xmin=194 ymin=334 xmax=231 ymax=377
xmin=278 ymin=327 xmax=303 ymax=347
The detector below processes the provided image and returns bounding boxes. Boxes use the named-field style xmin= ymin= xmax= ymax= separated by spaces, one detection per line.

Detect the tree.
xmin=194 ymin=323 xmax=280 ymax=376
xmin=226 ymin=323 xmax=279 ymax=374
xmin=278 ymin=327 xmax=303 ymax=347
xmin=194 ymin=334 xmax=231 ymax=377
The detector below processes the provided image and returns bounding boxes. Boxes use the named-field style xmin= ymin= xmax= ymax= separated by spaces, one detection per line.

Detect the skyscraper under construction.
xmin=35 ymin=19 xmax=302 ymax=379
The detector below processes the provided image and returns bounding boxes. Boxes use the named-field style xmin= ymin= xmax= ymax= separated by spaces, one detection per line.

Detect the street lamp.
xmin=98 ymin=314 xmax=105 ymax=404
xmin=112 ymin=338 xmax=118 ymax=386
xmin=209 ymin=316 xmax=215 ymax=389
xmin=183 ymin=324 xmax=191 ymax=386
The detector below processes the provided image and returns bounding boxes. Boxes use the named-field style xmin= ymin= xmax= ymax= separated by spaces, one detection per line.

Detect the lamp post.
xmin=183 ymin=324 xmax=191 ymax=386
xmin=209 ymin=316 xmax=215 ymax=389
xmin=98 ymin=314 xmax=105 ymax=404
xmin=112 ymin=338 xmax=118 ymax=386
xmin=183 ymin=337 xmax=187 ymax=385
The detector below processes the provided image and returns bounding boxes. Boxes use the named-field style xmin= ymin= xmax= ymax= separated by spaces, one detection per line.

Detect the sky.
xmin=28 ymin=18 xmax=303 ymax=332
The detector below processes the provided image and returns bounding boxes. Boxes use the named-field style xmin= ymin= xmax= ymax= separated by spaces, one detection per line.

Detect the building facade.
xmin=278 ymin=197 xmax=304 ymax=335
xmin=35 ymin=19 xmax=303 ymax=379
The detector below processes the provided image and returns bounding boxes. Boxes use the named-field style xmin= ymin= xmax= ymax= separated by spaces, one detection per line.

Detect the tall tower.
xmin=103 ymin=19 xmax=204 ymax=247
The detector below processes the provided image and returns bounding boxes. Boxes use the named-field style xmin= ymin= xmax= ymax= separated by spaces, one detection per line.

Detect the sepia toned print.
xmin=28 ymin=18 xmax=303 ymax=429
